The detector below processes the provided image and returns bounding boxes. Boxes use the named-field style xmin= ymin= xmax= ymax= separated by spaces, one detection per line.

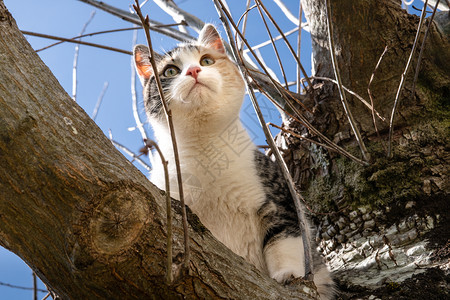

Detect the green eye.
xmin=200 ymin=56 xmax=215 ymax=66
xmin=163 ymin=65 xmax=180 ymax=77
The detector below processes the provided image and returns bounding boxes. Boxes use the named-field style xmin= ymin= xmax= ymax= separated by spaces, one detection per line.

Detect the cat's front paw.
xmin=270 ymin=268 xmax=302 ymax=284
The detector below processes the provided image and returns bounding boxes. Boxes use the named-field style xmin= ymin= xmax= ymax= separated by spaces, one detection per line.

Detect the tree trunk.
xmin=0 ymin=2 xmax=318 ymax=299
xmin=281 ymin=0 xmax=449 ymax=297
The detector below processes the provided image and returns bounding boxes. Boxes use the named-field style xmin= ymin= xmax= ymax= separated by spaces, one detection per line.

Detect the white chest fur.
xmin=150 ymin=119 xmax=268 ymax=271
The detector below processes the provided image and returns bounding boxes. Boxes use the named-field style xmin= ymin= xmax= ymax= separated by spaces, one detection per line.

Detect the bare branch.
xmin=143 ymin=139 xmax=173 ymax=284
xmin=296 ymin=3 xmax=303 ymax=94
xmin=153 ymin=0 xmax=204 ymax=32
xmin=35 ymin=27 xmax=143 ymax=52
xmin=72 ymin=11 xmax=96 ymax=102
xmin=22 ymin=31 xmax=133 ymax=55
xmin=272 ymin=0 xmax=300 ymax=25
xmin=368 ymin=46 xmax=389 ymax=151
xmin=411 ymin=0 xmax=441 ymax=98
xmin=133 ymin=0 xmax=190 ymax=269
xmin=255 ymin=2 xmax=289 ymax=88
xmin=0 ymin=281 xmax=47 ymax=293
xmin=255 ymin=0 xmax=313 ymax=89
xmin=34 ymin=23 xmax=188 ymax=53
xmin=310 ymin=76 xmax=385 ymax=121
xmin=421 ymin=0 xmax=449 ymax=11
xmin=92 ymin=82 xmax=109 ymax=121
xmin=77 ymin=0 xmax=194 ymax=41
xmin=388 ymin=0 xmax=429 ymax=157
xmin=130 ymin=27 xmax=149 ymax=143
xmin=108 ymin=130 xmax=152 ymax=172
xmin=243 ymin=26 xmax=299 ymax=54
xmin=325 ymin=0 xmax=370 ymax=162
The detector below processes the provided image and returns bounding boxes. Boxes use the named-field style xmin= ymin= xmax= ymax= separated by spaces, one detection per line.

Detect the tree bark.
xmin=281 ymin=0 xmax=449 ymax=297
xmin=0 ymin=2 xmax=318 ymax=299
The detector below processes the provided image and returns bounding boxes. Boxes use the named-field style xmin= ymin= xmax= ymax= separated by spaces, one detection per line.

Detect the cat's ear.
xmin=133 ymin=44 xmax=162 ymax=86
xmin=198 ymin=24 xmax=225 ymax=54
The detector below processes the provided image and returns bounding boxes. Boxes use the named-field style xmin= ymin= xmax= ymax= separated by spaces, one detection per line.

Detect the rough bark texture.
xmin=0 ymin=2 xmax=319 ymax=299
xmin=279 ymin=0 xmax=449 ymax=298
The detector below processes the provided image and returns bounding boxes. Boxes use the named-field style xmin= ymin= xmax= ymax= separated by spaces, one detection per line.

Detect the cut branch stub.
xmin=69 ymin=183 xmax=155 ymax=268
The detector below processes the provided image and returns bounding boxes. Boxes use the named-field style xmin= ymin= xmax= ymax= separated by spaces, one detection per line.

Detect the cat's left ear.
xmin=198 ymin=24 xmax=225 ymax=54
xmin=133 ymin=44 xmax=162 ymax=86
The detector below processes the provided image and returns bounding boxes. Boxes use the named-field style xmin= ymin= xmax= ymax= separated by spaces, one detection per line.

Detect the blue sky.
xmin=1 ymin=0 xmax=427 ymax=298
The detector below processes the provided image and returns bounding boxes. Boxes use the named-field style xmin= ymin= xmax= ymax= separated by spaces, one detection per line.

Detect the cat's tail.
xmin=311 ymin=244 xmax=336 ymax=300
xmin=313 ymin=263 xmax=335 ymax=300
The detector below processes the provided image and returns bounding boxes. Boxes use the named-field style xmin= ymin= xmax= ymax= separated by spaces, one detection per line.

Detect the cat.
xmin=134 ymin=24 xmax=334 ymax=299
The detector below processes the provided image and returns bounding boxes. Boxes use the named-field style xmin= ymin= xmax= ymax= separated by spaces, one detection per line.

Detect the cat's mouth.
xmin=186 ymin=80 xmax=214 ymax=97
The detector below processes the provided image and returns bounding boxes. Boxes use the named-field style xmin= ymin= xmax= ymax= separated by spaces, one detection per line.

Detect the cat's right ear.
xmin=133 ymin=44 xmax=162 ymax=86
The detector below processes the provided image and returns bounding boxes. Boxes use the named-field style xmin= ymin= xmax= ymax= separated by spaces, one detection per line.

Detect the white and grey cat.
xmin=134 ymin=24 xmax=334 ymax=299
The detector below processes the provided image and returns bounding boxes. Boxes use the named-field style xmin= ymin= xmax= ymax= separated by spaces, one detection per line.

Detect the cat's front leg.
xmin=263 ymin=236 xmax=305 ymax=283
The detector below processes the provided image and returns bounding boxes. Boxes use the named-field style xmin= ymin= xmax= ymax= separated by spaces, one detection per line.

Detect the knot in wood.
xmin=89 ymin=188 xmax=149 ymax=255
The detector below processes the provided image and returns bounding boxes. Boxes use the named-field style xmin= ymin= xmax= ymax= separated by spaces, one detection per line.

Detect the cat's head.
xmin=134 ymin=24 xmax=245 ymax=127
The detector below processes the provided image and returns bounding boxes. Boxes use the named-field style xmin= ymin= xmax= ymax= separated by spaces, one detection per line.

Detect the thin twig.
xmin=36 ymin=27 xmax=142 ymax=52
xmin=268 ymin=122 xmax=330 ymax=149
xmin=34 ymin=23 xmax=186 ymax=53
xmin=225 ymin=1 xmax=369 ymax=166
xmin=255 ymin=0 xmax=313 ymax=89
xmin=108 ymin=130 xmax=152 ymax=172
xmin=388 ymin=0 xmax=429 ymax=157
xmin=133 ymin=0 xmax=190 ymax=269
xmin=411 ymin=0 xmax=440 ymax=99
xmin=272 ymin=0 xmax=300 ymax=25
xmin=325 ymin=0 xmax=370 ymax=162
xmin=130 ymin=26 xmax=149 ymax=142
xmin=238 ymin=0 xmax=253 ymax=52
xmin=42 ymin=293 xmax=51 ymax=300
xmin=92 ymin=82 xmax=109 ymax=121
xmin=368 ymin=46 xmax=389 ymax=151
xmin=255 ymin=2 xmax=289 ymax=89
xmin=22 ymin=31 xmax=133 ymax=55
xmin=33 ymin=272 xmax=38 ymax=300
xmin=143 ymin=139 xmax=173 ymax=283
xmin=252 ymin=76 xmax=370 ymax=166
xmin=0 ymin=281 xmax=47 ymax=293
xmin=310 ymin=76 xmax=385 ymax=121
xmin=213 ymin=0 xmax=314 ymax=281
xmin=296 ymin=3 xmax=303 ymax=95
xmin=72 ymin=11 xmax=96 ymax=102
xmin=242 ymin=26 xmax=299 ymax=54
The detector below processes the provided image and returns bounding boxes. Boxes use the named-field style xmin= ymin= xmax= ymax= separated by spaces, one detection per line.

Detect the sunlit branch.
xmin=108 ymin=130 xmax=152 ymax=172
xmin=72 ymin=11 xmax=95 ymax=102
xmin=92 ymin=82 xmax=109 ymax=121
xmin=153 ymin=0 xmax=204 ymax=32
xmin=77 ymin=0 xmax=194 ymax=41
xmin=130 ymin=26 xmax=150 ymax=143
xmin=273 ymin=0 xmax=300 ymax=25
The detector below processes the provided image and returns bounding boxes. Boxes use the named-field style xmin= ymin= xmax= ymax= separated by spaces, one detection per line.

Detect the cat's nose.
xmin=186 ymin=66 xmax=201 ymax=80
